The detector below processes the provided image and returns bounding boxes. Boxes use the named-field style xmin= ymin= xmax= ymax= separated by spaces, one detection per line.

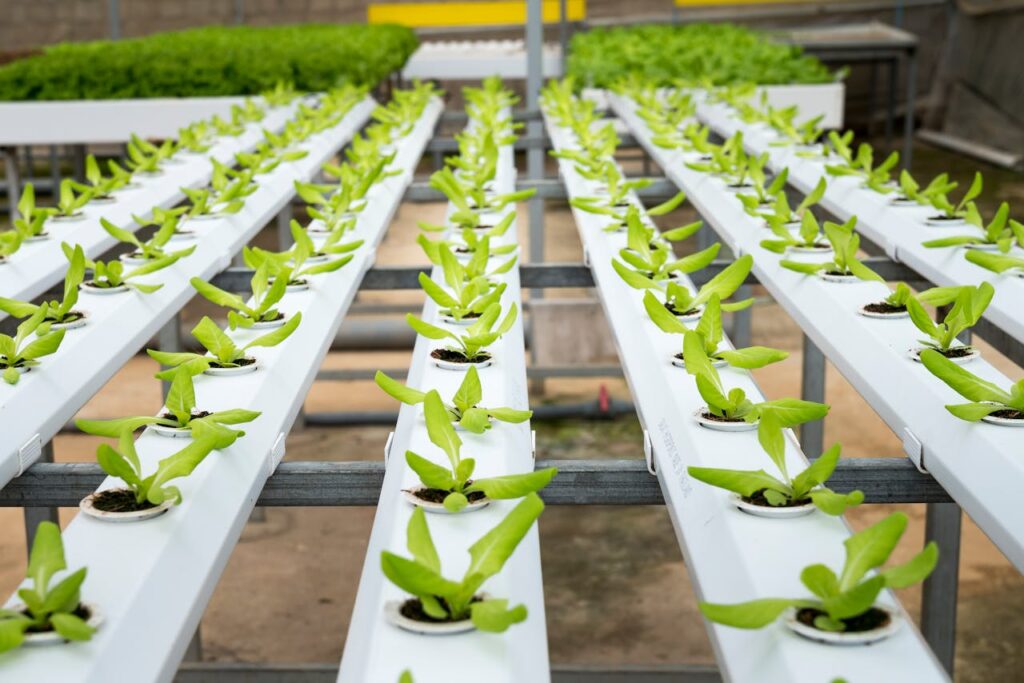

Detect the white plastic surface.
xmin=338 ymin=112 xmax=548 ymax=683
xmin=402 ymin=39 xmax=563 ymax=79
xmin=698 ymin=98 xmax=1024 ymax=349
xmin=0 ymin=97 xmax=443 ymax=683
xmin=0 ymin=100 xmax=300 ymax=307
xmin=546 ymin=103 xmax=948 ymax=682
xmin=0 ymin=97 xmax=377 ymax=489
xmin=613 ymin=92 xmax=1024 ymax=572
xmin=0 ymin=96 xmax=251 ymax=145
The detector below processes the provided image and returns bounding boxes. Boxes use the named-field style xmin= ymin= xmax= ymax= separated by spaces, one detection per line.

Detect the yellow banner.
xmin=368 ymin=1 xmax=586 ymax=27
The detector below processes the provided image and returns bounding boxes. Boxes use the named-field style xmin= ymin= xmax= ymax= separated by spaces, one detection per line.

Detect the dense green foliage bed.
xmin=0 ymin=24 xmax=418 ymax=101
xmin=567 ymin=23 xmax=834 ymax=87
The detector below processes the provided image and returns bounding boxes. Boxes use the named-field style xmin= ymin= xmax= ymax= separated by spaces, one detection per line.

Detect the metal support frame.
xmin=276 ymin=203 xmax=294 ymax=250
xmin=921 ymin=502 xmax=962 ymax=675
xmin=1 ymin=146 xmax=21 ymax=220
xmin=21 ymin=442 xmax=57 ymax=551
xmin=0 ymin=457 xmax=953 ymax=508
xmin=800 ymin=335 xmax=827 ymax=458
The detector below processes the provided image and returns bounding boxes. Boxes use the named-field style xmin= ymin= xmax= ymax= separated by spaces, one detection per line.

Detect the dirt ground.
xmin=1 ymin=141 xmax=1022 ymax=681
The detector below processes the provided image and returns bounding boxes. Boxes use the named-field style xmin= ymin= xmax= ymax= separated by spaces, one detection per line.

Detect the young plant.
xmin=645 ymin=293 xmax=786 ymax=370
xmin=761 ymin=211 xmax=830 ymax=253
xmin=570 ymin=188 xmax=687 ymax=229
xmin=780 ymin=217 xmax=883 ymax=281
xmin=683 ymin=330 xmax=828 ymax=426
xmin=0 ymin=521 xmax=95 ymax=652
xmin=922 ymin=202 xmax=1021 ymax=253
xmin=182 ymin=170 xmax=257 ymax=218
xmin=688 ymin=413 xmax=863 ymax=514
xmin=862 ymin=281 xmax=913 ymax=315
xmin=147 ymin=314 xmax=302 ymax=376
xmin=53 ymin=179 xmax=92 ymax=219
xmin=429 ymin=166 xmax=536 ymax=222
xmin=407 ymin=301 xmax=517 ymax=364
xmin=892 ymin=170 xmax=956 ymax=206
xmin=70 ymin=154 xmax=130 ymax=200
xmin=403 ymin=391 xmax=555 ymax=511
xmin=963 ymin=248 xmax=1024 ymax=275
xmin=0 ymin=230 xmax=23 ymax=262
xmin=382 ymin=494 xmax=543 ymax=631
xmin=126 ymin=134 xmax=173 ymax=174
xmin=700 ymin=512 xmax=937 ymax=633
xmin=190 ymin=262 xmax=290 ymax=329
xmin=619 ymin=252 xmax=752 ymax=318
xmin=177 ymin=122 xmax=214 ymax=154
xmin=920 ymin=348 xmax=1024 ymax=422
xmin=65 ymin=242 xmax=181 ymax=293
xmin=612 ymin=227 xmax=721 ymax=288
xmin=12 ymin=184 xmax=56 ymax=240
xmin=262 ymin=80 xmax=299 ymax=107
xmin=825 ymin=143 xmax=899 ymax=193
xmin=101 ymin=216 xmax=196 ymax=262
xmin=738 ymin=163 xmax=788 ymax=208
xmin=376 ymin=366 xmax=531 ymax=433
xmin=90 ymin=427 xmax=229 ymax=513
xmin=0 ymin=305 xmax=66 ymax=384
xmin=905 ymin=283 xmax=993 ymax=357
xmin=0 ymin=244 xmax=86 ymax=325
xmin=754 ymin=176 xmax=826 ymax=228
xmin=416 ymin=242 xmax=513 ymax=321
xmin=76 ymin=366 xmax=260 ymax=443
xmin=928 ymin=171 xmax=982 ymax=220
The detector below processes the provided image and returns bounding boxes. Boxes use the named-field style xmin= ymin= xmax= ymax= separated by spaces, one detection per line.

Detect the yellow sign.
xmin=368 ymin=1 xmax=586 ymax=27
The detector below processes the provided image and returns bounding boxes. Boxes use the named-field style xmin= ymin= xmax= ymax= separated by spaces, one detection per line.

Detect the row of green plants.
xmin=0 ymin=84 xmax=367 ymax=386
xmin=370 ymin=78 xmax=552 ymax=649
xmin=0 ymin=81 xmax=312 ymax=266
xmin=542 ymin=79 xmax=938 ymax=647
xmin=566 ymin=23 xmax=835 ymax=89
xmin=697 ymin=83 xmax=1024 ymax=426
xmin=0 ymin=83 xmax=441 ymax=652
xmin=0 ymin=24 xmax=417 ymax=100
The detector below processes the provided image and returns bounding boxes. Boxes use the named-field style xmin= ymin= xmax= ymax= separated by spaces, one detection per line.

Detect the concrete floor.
xmin=1 ymin=141 xmax=1022 ymax=680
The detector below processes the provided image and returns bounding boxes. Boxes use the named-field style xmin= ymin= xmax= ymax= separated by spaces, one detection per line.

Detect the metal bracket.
xmin=17 ymin=434 xmax=41 ymax=478
xmin=531 ymin=430 xmax=537 ymax=460
xmin=902 ymin=427 xmax=927 ymax=473
xmin=642 ymin=429 xmax=657 ymax=476
xmin=384 ymin=431 xmax=395 ymax=465
xmin=265 ymin=432 xmax=286 ymax=478
xmin=582 ymin=246 xmax=591 ymax=268
xmin=885 ymin=241 xmax=901 ymax=262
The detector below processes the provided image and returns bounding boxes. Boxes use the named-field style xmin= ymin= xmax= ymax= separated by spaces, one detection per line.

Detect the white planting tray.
xmin=0 ymin=97 xmax=377 ymax=488
xmin=338 ymin=111 xmax=548 ymax=683
xmin=0 ymin=99 xmax=302 ymax=307
xmin=697 ymin=98 xmax=1024 ymax=348
xmin=612 ymin=92 xmax=1024 ymax=572
xmin=546 ymin=103 xmax=948 ymax=682
xmin=0 ymin=97 xmax=442 ymax=682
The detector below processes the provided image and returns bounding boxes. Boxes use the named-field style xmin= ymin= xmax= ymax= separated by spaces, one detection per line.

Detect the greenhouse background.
xmin=0 ymin=1 xmax=1022 ymax=682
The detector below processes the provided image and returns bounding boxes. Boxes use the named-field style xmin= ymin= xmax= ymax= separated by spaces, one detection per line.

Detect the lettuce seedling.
xmin=700 ymin=512 xmax=937 ymax=633
xmin=382 ymin=494 xmax=544 ymax=631
xmin=0 ymin=230 xmax=23 ymax=262
xmin=892 ymin=170 xmax=956 ymax=206
xmin=12 ymin=184 xmax=56 ymax=240
xmin=0 ymin=305 xmax=66 ymax=384
xmin=0 ymin=521 xmax=95 ymax=652
xmin=126 ymin=134 xmax=174 ymax=174
xmin=825 ymin=142 xmax=899 ymax=193
xmin=920 ymin=348 xmax=1024 ymax=421
xmin=780 ymin=217 xmax=883 ymax=281
xmin=688 ymin=413 xmax=863 ymax=514
xmin=963 ymin=248 xmax=1024 ymax=275
xmin=619 ymin=252 xmax=752 ymax=319
xmin=417 ymin=224 xmax=518 ymax=265
xmin=101 ymin=216 xmax=196 ymax=262
xmin=376 ymin=366 xmax=531 ymax=433
xmin=70 ymin=154 xmax=130 ymax=200
xmin=237 ymin=144 xmax=308 ymax=176
xmin=183 ymin=169 xmax=257 ymax=219
xmin=429 ymin=167 xmax=536 ymax=228
xmin=738 ymin=162 xmax=787 ymax=207
xmin=407 ymin=301 xmax=517 ymax=364
xmin=92 ymin=427 xmax=229 ymax=511
xmin=928 ymin=171 xmax=982 ymax=220
xmin=570 ymin=187 xmax=687 ymax=229
xmin=863 ymin=282 xmax=914 ymax=315
xmin=754 ymin=176 xmax=826 ymax=228
xmin=262 ymin=80 xmax=300 ymax=107
xmin=65 ymin=242 xmax=181 ymax=294
xmin=211 ymin=114 xmax=246 ymax=138
xmin=922 ymin=202 xmax=1022 ymax=253
xmin=0 ymin=244 xmax=86 ymax=325
xmin=53 ymin=179 xmax=91 ymax=220
xmin=418 ymin=241 xmax=513 ymax=319
xmin=683 ymin=331 xmax=828 ymax=425
xmin=761 ymin=211 xmax=831 ymax=253
xmin=612 ymin=228 xmax=721 ymax=287
xmin=191 ymin=262 xmax=290 ymax=329
xmin=177 ymin=122 xmax=214 ymax=154
xmin=905 ymin=283 xmax=993 ymax=357
xmin=76 ymin=366 xmax=260 ymax=443
xmin=802 ymin=129 xmax=854 ymax=160
xmin=645 ymin=293 xmax=785 ymax=370
xmin=404 ymin=391 xmax=554 ymax=512
xmin=775 ymin=113 xmax=825 ymax=148
xmin=147 ymin=314 xmax=302 ymax=377
xmin=231 ymin=99 xmax=266 ymax=124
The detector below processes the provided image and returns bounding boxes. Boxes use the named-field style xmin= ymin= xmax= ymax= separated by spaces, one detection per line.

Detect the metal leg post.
xmin=277 ymin=204 xmax=294 ymax=250
xmin=920 ymin=502 xmax=961 ymax=675
xmin=526 ymin=0 xmax=545 ymax=394
xmin=183 ymin=625 xmax=203 ymax=662
xmin=23 ymin=442 xmax=59 ymax=555
xmin=1 ymin=146 xmax=21 ymax=221
xmin=800 ymin=335 xmax=826 ymax=457
xmin=158 ymin=314 xmax=183 ymax=400
xmin=903 ymin=49 xmax=918 ymax=171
